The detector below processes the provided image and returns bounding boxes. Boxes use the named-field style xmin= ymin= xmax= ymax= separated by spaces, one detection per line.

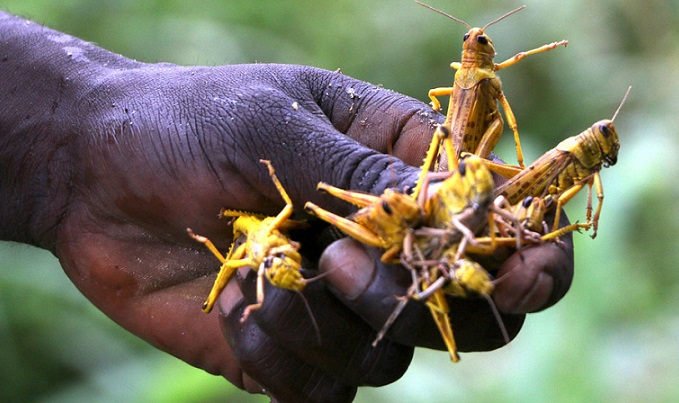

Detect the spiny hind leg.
xmin=590 ymin=173 xmax=604 ymax=238
xmin=413 ymin=124 xmax=457 ymax=202
xmin=474 ymin=117 xmax=505 ymax=162
xmin=373 ymin=281 xmax=419 ymax=347
xmin=473 ymin=221 xmax=590 ymax=249
xmin=188 ymin=228 xmax=246 ymax=312
xmin=439 ymin=126 xmax=459 ymax=173
xmin=316 ymin=182 xmax=381 ymax=208
xmin=425 ymin=288 xmax=459 ymax=362
xmin=552 ymin=182 xmax=585 ymax=233
xmin=203 ymin=255 xmax=250 ymax=313
xmin=304 ymin=202 xmax=384 ymax=249
xmin=541 ymin=222 xmax=591 ymax=242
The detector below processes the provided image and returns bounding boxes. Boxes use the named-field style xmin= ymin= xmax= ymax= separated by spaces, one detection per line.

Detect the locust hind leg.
xmin=315 ymin=182 xmax=382 ymax=208
xmin=413 ymin=124 xmax=457 ymax=203
xmin=425 ymin=287 xmax=459 ymax=362
xmin=473 ymin=117 xmax=505 ymax=162
xmin=187 ymin=228 xmax=229 ymax=264
xmin=304 ymin=202 xmax=384 ymax=249
xmin=589 ymin=172 xmax=604 ymax=238
xmin=541 ymin=222 xmax=591 ymax=242
xmin=482 ymin=159 xmax=524 ymax=180
xmin=203 ymin=251 xmax=250 ymax=313
xmin=439 ymin=125 xmax=459 ymax=173
xmin=188 ymin=229 xmax=248 ymax=312
xmin=552 ymin=181 xmax=586 ymax=234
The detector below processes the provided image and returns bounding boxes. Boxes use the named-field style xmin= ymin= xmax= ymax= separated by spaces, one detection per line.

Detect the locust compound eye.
xmin=463 ymin=33 xmax=470 ymax=42
xmin=522 ymin=196 xmax=534 ymax=208
xmin=458 ymin=159 xmax=467 ymax=176
xmin=477 ymin=35 xmax=488 ymax=45
xmin=599 ymin=123 xmax=611 ymax=137
xmin=381 ymin=200 xmax=393 ymax=215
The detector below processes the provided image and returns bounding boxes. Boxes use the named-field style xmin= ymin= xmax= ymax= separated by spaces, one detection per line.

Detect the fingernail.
xmin=320 ymin=238 xmax=376 ymax=300
xmin=217 ymin=279 xmax=244 ymax=316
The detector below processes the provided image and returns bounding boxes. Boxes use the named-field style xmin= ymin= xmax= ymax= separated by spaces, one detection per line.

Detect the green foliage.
xmin=2 ymin=0 xmax=678 ymax=401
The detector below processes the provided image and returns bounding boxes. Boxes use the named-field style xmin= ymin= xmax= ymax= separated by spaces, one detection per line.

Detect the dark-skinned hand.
xmin=0 ymin=11 xmax=573 ymax=403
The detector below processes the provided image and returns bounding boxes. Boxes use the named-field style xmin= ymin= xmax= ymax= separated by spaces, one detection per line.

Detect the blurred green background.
xmin=1 ymin=0 xmax=677 ymax=401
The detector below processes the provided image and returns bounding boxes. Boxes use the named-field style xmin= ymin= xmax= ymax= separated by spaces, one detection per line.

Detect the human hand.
xmin=51 ymin=64 xmax=438 ymax=402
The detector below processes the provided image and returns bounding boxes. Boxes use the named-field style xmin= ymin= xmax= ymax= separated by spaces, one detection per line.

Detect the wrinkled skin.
xmin=0 ymin=11 xmax=573 ymax=403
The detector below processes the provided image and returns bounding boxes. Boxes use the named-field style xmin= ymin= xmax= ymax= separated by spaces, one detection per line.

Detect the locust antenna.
xmin=416 ymin=1 xmax=472 ymax=29
xmin=295 ymin=290 xmax=322 ymax=346
xmin=483 ymin=5 xmax=527 ymax=30
xmin=611 ymin=86 xmax=632 ymax=122
xmin=299 ymin=266 xmax=343 ymax=345
xmin=481 ymin=293 xmax=511 ymax=347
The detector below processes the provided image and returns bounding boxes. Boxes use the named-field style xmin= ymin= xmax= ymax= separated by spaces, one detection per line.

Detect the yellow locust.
xmin=418 ymin=1 xmax=568 ymax=168
xmin=188 ymin=160 xmax=307 ymax=321
xmin=490 ymin=87 xmax=631 ymax=238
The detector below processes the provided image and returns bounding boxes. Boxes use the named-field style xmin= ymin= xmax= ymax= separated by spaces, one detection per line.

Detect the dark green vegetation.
xmin=2 ymin=0 xmax=677 ymax=401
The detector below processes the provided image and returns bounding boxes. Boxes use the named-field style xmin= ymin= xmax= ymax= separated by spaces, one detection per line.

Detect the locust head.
xmin=592 ymin=120 xmax=620 ymax=168
xmin=461 ymin=27 xmax=496 ymax=60
xmin=443 ymin=257 xmax=494 ymax=297
xmin=264 ymin=252 xmax=305 ymax=292
xmin=595 ymin=86 xmax=631 ymax=168
xmin=381 ymin=188 xmax=425 ymax=228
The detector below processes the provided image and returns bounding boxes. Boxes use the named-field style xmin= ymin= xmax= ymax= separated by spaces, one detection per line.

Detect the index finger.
xmin=301 ymin=67 xmax=442 ymax=166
